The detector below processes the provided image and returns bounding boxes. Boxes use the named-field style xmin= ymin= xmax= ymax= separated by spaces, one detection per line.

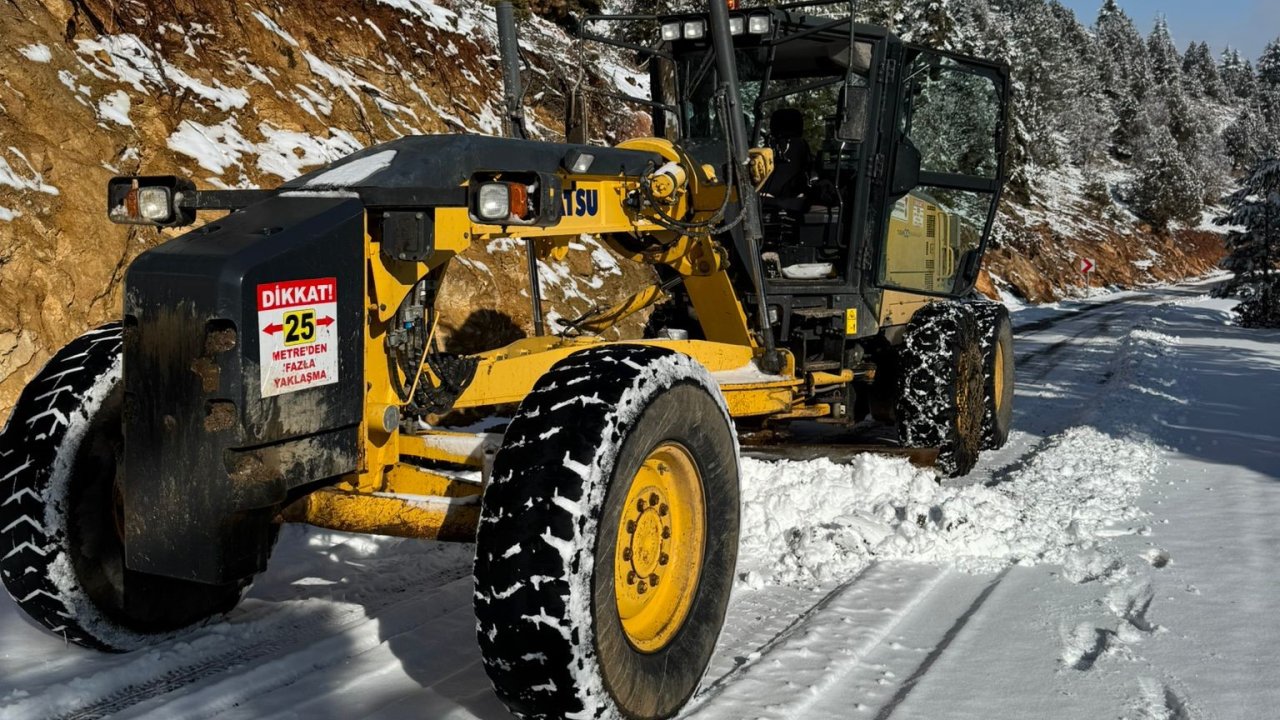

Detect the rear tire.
xmin=474 ymin=345 xmax=739 ymax=720
xmin=972 ymin=302 xmax=1014 ymax=450
xmin=0 ymin=324 xmax=250 ymax=651
xmin=895 ymin=303 xmax=985 ymax=477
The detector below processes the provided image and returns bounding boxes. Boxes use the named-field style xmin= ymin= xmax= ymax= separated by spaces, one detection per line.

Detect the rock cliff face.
xmin=0 ymin=0 xmax=655 ymax=416
xmin=0 ymin=0 xmax=1223 ymax=418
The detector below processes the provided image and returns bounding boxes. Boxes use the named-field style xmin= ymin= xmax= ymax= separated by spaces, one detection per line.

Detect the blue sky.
xmin=1057 ymin=0 xmax=1277 ymax=61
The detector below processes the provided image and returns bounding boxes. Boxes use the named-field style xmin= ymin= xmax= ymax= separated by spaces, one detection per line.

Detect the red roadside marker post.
xmin=1080 ymin=257 xmax=1096 ymax=289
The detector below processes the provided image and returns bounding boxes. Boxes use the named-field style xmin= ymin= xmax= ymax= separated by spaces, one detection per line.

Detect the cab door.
xmin=878 ymin=47 xmax=1010 ymax=298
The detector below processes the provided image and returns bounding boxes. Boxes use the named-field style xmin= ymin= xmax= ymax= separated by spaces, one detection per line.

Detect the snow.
xmin=780 ymin=262 xmax=834 ymax=279
xmin=251 ymin=10 xmax=300 ymax=47
xmin=737 ymin=425 xmax=1156 ymax=588
xmin=255 ymin=125 xmax=362 ymax=180
xmin=167 ymin=119 xmax=250 ymax=175
xmin=16 ymin=44 xmax=51 ymax=63
xmin=303 ymin=149 xmax=396 ymax=188
xmin=96 ymin=90 xmax=132 ymax=127
xmin=0 ymin=206 xmax=19 ymax=222
xmin=6 ymin=279 xmax=1280 ymax=719
xmin=710 ymin=363 xmax=790 ymax=385
xmin=76 ymin=34 xmax=249 ymax=112
xmin=0 ymin=152 xmax=58 ymax=196
xmin=166 ymin=120 xmax=363 ymax=180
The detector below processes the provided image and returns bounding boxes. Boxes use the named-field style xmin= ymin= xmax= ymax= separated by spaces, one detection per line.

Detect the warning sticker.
xmin=257 ymin=278 xmax=338 ymax=397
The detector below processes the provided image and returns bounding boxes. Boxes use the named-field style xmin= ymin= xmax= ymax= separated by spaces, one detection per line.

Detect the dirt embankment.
xmin=0 ymin=0 xmax=653 ymax=417
xmin=987 ymin=225 xmax=1224 ymax=303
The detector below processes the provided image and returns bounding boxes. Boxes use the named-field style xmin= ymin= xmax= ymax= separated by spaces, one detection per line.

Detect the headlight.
xmin=683 ymin=20 xmax=705 ymax=39
xmin=468 ymin=172 xmax=562 ymax=227
xmin=476 ymin=183 xmax=510 ymax=221
xmin=661 ymin=21 xmax=681 ymax=41
xmin=106 ymin=176 xmax=193 ymax=227
xmin=748 ymin=14 xmax=770 ymax=34
xmin=729 ymin=16 xmax=745 ymax=35
xmin=136 ymin=187 xmax=173 ymax=223
xmin=564 ymin=149 xmax=595 ymax=174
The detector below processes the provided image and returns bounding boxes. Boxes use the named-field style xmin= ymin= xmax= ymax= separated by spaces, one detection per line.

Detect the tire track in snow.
xmin=27 ymin=567 xmax=471 ymax=720
xmin=122 ymin=573 xmax=480 ymax=720
xmin=868 ymin=568 xmax=1010 ymax=720
xmin=683 ymin=564 xmax=954 ymax=719
xmin=980 ymin=296 xmax=1166 ymax=488
xmin=692 ymin=564 xmax=878 ymax=703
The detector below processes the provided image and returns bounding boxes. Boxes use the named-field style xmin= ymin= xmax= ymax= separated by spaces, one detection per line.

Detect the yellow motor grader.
xmin=0 ymin=1 xmax=1013 ymax=718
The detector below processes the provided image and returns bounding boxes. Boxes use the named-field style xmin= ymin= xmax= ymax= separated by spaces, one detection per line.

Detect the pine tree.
xmin=1258 ymin=38 xmax=1280 ymax=89
xmin=1182 ymin=42 xmax=1227 ymax=101
xmin=1146 ymin=16 xmax=1181 ymax=87
xmin=1220 ymin=48 xmax=1257 ymax=99
xmin=1215 ymin=157 xmax=1280 ymax=327
xmin=1131 ymin=125 xmax=1201 ymax=230
xmin=892 ymin=0 xmax=958 ymax=49
xmin=1222 ymin=108 xmax=1274 ymax=169
xmin=1094 ymin=0 xmax=1153 ymax=156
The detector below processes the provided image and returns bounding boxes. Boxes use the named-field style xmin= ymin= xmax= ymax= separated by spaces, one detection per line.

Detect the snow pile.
xmin=737 ymin=427 xmax=1158 ymax=588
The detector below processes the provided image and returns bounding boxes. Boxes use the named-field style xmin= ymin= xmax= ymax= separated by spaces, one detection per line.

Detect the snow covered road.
xmin=4 ymin=278 xmax=1278 ymax=720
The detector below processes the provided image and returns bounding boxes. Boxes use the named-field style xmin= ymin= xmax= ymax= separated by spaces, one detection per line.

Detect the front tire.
xmin=895 ymin=303 xmax=985 ymax=477
xmin=972 ymin=302 xmax=1014 ymax=450
xmin=0 ymin=324 xmax=250 ymax=651
xmin=474 ymin=345 xmax=739 ymax=719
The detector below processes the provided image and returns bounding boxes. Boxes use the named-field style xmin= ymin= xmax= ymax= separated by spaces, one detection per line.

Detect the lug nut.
xmin=649 ymin=492 xmax=660 ymax=506
xmin=658 ymin=503 xmax=669 ymax=517
xmin=637 ymin=498 xmax=647 ymax=511
xmin=659 ymin=552 xmax=669 ymax=565
xmin=622 ymin=547 xmax=632 ymax=561
xmin=662 ymin=527 xmax=671 ymax=539
xmin=626 ymin=520 xmax=636 ymax=533
xmin=637 ymin=580 xmax=648 ymax=594
xmin=649 ymin=573 xmax=659 ymax=587
xmin=627 ymin=570 xmax=637 ymax=584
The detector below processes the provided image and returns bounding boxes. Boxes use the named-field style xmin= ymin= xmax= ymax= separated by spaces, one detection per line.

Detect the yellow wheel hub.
xmin=994 ymin=339 xmax=1007 ymax=412
xmin=614 ymin=442 xmax=705 ymax=653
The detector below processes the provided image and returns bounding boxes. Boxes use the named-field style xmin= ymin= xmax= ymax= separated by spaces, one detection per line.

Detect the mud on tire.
xmin=971 ymin=302 xmax=1014 ymax=450
xmin=474 ymin=345 xmax=739 ymax=720
xmin=0 ymin=324 xmax=249 ymax=651
xmin=895 ymin=303 xmax=985 ymax=477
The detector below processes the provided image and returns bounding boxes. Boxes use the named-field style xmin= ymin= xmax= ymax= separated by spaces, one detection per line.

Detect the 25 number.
xmin=283 ymin=309 xmax=316 ymax=346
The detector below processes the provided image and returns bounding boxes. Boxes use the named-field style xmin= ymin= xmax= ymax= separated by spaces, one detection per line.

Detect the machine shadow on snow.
xmin=994 ymin=301 xmax=1280 ymax=486
xmin=240 ymin=528 xmax=511 ymax=719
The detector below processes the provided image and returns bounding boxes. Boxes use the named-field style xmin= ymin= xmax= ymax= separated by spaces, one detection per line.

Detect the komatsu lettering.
xmin=561 ymin=188 xmax=599 ymax=217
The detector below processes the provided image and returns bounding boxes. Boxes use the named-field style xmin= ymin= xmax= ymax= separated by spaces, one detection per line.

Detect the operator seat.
xmin=761 ymin=108 xmax=810 ymax=211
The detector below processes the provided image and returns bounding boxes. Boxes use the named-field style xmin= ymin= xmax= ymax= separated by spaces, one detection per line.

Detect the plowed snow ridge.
xmin=736 ymin=425 xmax=1157 ymax=589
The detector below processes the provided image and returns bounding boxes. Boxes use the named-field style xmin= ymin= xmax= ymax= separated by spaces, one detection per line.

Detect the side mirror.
xmin=835 ymin=84 xmax=869 ymax=142
xmin=890 ymin=141 xmax=921 ymax=197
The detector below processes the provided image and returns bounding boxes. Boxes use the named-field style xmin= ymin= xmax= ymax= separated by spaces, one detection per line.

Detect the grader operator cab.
xmin=0 ymin=2 xmax=1013 ymax=718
